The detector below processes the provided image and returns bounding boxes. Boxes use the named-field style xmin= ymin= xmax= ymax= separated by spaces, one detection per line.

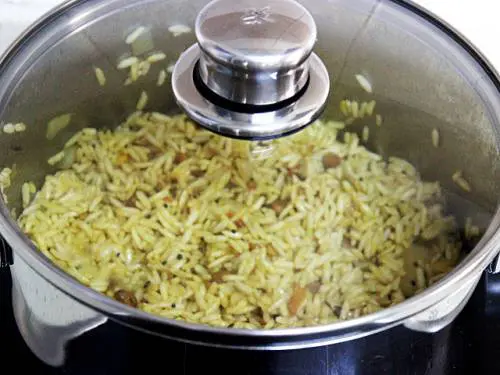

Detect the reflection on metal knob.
xmin=172 ymin=0 xmax=330 ymax=140
xmin=196 ymin=0 xmax=316 ymax=106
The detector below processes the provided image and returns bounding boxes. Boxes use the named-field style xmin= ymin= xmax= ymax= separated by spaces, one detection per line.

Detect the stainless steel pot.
xmin=1 ymin=0 xmax=500 ymax=367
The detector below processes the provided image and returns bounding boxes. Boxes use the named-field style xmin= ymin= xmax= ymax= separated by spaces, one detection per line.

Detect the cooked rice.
xmin=94 ymin=67 xmax=106 ymax=86
xmin=130 ymin=61 xmax=139 ymax=81
xmin=362 ymin=126 xmax=369 ymax=143
xmin=339 ymin=99 xmax=377 ymax=122
xmin=18 ymin=112 xmax=461 ymax=329
xmin=147 ymin=52 xmax=167 ymax=64
xmin=157 ymin=69 xmax=167 ymax=86
xmin=452 ymin=170 xmax=471 ymax=192
xmin=14 ymin=122 xmax=27 ymax=132
xmin=432 ymin=129 xmax=440 ymax=148
xmin=117 ymin=56 xmax=139 ymax=70
xmin=355 ymin=74 xmax=373 ymax=93
xmin=464 ymin=217 xmax=480 ymax=240
xmin=359 ymin=102 xmax=367 ymax=119
xmin=47 ymin=150 xmax=65 ymax=166
xmin=125 ymin=26 xmax=146 ymax=45
xmin=47 ymin=114 xmax=72 ymax=140
xmin=3 ymin=123 xmax=15 ymax=134
xmin=0 ymin=167 xmax=12 ymax=203
xmin=168 ymin=24 xmax=192 ymax=37
xmin=366 ymin=100 xmax=376 ymax=117
xmin=21 ymin=181 xmax=36 ymax=208
xmin=136 ymin=91 xmax=148 ymax=111
xmin=138 ymin=61 xmax=151 ymax=77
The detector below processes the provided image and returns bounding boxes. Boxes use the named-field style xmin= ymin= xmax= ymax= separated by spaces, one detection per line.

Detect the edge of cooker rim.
xmin=1 ymin=0 xmax=500 ymax=345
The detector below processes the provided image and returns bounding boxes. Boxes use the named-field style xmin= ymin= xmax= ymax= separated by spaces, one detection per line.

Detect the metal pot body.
xmin=2 ymin=0 xmax=500 ymax=354
xmin=9 ymin=249 xmax=482 ymax=368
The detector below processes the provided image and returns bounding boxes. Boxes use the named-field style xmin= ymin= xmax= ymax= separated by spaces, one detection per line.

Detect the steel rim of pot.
xmin=0 ymin=0 xmax=500 ymax=348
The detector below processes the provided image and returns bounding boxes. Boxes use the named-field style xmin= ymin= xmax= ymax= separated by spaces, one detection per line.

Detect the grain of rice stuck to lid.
xmin=355 ymin=74 xmax=373 ymax=93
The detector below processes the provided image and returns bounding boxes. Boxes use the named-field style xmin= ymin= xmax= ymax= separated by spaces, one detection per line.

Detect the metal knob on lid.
xmin=172 ymin=0 xmax=330 ymax=140
xmin=196 ymin=0 xmax=316 ymax=106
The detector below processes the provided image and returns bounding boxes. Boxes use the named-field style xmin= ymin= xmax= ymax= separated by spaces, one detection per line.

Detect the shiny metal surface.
xmin=195 ymin=0 xmax=315 ymax=105
xmin=0 ymin=0 xmax=500 ymax=354
xmin=196 ymin=0 xmax=316 ymax=72
xmin=174 ymin=0 xmax=330 ymax=138
xmin=172 ymin=44 xmax=329 ymax=139
xmin=11 ymin=254 xmax=107 ymax=366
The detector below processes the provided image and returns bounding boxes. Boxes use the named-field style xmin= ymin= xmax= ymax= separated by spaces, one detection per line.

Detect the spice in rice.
xmin=18 ymin=112 xmax=462 ymax=329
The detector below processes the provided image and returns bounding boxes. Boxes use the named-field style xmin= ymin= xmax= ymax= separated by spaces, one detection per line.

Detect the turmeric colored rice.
xmin=18 ymin=112 xmax=461 ymax=328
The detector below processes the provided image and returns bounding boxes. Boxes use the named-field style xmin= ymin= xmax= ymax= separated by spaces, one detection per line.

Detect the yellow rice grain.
xmin=125 ymin=26 xmax=146 ymax=44
xmin=94 ymin=66 xmax=106 ymax=86
xmin=136 ymin=91 xmax=148 ymax=111
xmin=14 ymin=122 xmax=27 ymax=132
xmin=3 ymin=123 xmax=15 ymax=134
xmin=21 ymin=182 xmax=31 ymax=208
xmin=366 ymin=100 xmax=376 ymax=116
xmin=117 ymin=56 xmax=139 ymax=70
xmin=452 ymin=170 xmax=471 ymax=192
xmin=157 ymin=69 xmax=167 ymax=86
xmin=147 ymin=52 xmax=167 ymax=63
xmin=362 ymin=126 xmax=370 ymax=143
xmin=432 ymin=129 xmax=440 ymax=148
xmin=47 ymin=151 xmax=65 ymax=165
xmin=18 ymin=112 xmax=462 ymax=330
xmin=168 ymin=24 xmax=192 ymax=36
xmin=355 ymin=74 xmax=373 ymax=93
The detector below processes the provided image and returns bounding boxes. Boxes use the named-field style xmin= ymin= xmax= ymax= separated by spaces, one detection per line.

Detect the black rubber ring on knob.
xmin=192 ymin=61 xmax=310 ymax=115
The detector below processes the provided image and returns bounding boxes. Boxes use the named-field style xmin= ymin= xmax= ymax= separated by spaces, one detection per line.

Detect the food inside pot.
xmin=13 ymin=109 xmax=464 ymax=328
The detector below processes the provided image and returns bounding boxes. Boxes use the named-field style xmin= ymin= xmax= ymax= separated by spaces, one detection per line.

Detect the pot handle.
xmin=403 ymin=274 xmax=480 ymax=333
xmin=488 ymin=253 xmax=500 ymax=274
xmin=10 ymin=246 xmax=107 ymax=367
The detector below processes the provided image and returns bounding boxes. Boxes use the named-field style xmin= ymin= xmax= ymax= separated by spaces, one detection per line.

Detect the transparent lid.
xmin=0 ymin=0 xmax=499 ymax=329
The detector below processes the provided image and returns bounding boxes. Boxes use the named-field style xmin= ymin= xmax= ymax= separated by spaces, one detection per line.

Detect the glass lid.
xmin=0 ymin=0 xmax=499 ymax=331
